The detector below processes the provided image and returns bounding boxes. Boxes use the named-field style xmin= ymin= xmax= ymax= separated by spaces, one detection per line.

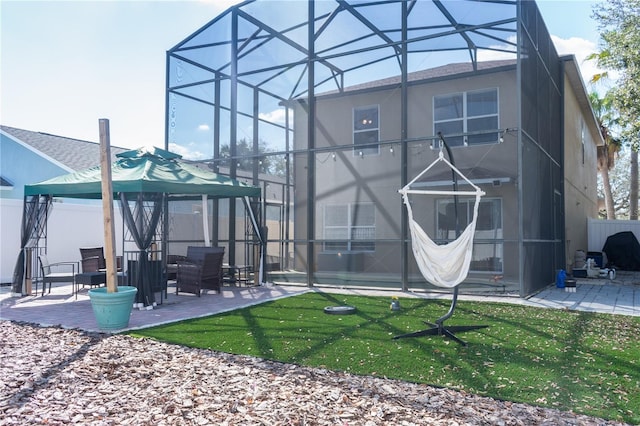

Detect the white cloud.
xmin=478 ymin=34 xmax=610 ymax=90
xmin=258 ymin=108 xmax=293 ymax=125
xmin=476 ymin=49 xmax=517 ymax=62
xmin=197 ymin=124 xmax=210 ymax=131
xmin=551 ymin=35 xmax=599 ymax=83
xmin=477 ymin=35 xmax=517 ymax=62
xmin=168 ymin=142 xmax=207 ymax=161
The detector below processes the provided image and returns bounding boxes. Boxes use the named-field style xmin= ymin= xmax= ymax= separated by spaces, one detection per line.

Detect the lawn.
xmin=129 ymin=292 xmax=640 ymax=424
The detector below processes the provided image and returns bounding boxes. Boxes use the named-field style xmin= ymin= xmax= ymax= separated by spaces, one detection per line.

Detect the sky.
xmin=1 ymin=0 xmax=605 ymax=150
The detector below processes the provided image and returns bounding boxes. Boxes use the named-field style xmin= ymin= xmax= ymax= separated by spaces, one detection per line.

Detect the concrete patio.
xmin=1 ymin=272 xmax=638 ymax=334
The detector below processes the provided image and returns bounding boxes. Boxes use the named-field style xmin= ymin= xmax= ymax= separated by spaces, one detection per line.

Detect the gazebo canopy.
xmin=24 ymin=146 xmax=261 ymax=199
xmin=16 ymin=146 xmax=263 ymax=306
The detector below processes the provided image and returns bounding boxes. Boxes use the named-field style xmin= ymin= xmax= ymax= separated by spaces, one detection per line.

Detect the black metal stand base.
xmin=393 ymin=321 xmax=488 ymax=346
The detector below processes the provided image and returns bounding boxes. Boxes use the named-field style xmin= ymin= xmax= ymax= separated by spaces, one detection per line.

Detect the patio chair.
xmin=176 ymin=248 xmax=225 ymax=296
xmin=79 ymin=247 xmax=122 ymax=272
xmin=37 ymin=255 xmax=78 ymax=296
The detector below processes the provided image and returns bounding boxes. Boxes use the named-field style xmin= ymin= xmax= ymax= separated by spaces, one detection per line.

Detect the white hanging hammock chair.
xmin=399 ymin=150 xmax=486 ymax=288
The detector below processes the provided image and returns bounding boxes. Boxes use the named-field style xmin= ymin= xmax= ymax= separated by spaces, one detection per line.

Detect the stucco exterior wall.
xmin=292 ymin=67 xmax=522 ymax=282
xmin=562 ymin=73 xmax=600 ymax=271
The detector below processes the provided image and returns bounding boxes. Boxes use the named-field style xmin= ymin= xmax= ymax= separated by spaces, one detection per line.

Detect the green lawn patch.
xmin=129 ymin=292 xmax=640 ymax=424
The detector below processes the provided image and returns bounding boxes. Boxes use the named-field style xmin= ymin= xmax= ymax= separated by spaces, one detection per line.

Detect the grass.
xmin=128 ymin=292 xmax=640 ymax=424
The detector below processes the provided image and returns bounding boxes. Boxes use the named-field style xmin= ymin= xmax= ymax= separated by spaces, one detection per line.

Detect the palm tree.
xmin=589 ymin=0 xmax=640 ymax=219
xmin=589 ymin=92 xmax=621 ymax=219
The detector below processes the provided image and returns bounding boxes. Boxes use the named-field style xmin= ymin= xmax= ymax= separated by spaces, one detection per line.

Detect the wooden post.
xmin=99 ymin=119 xmax=118 ymax=293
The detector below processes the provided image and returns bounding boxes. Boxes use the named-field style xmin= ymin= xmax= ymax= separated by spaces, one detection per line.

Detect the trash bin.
xmin=556 ymin=269 xmax=566 ymax=288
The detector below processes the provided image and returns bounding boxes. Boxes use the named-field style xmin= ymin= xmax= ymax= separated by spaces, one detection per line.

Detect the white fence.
xmin=587 ymin=217 xmax=640 ymax=252
xmin=0 ymin=198 xmax=123 ymax=285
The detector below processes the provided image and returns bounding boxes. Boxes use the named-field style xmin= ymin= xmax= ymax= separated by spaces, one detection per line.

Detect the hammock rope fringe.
xmin=399 ymin=150 xmax=486 ymax=288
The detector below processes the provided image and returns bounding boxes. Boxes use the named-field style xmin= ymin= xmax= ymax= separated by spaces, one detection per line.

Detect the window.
xmin=434 ymin=88 xmax=499 ymax=147
xmin=581 ymin=120 xmax=586 ymax=164
xmin=436 ymin=197 xmax=503 ymax=273
xmin=324 ymin=203 xmax=375 ymax=251
xmin=353 ymin=105 xmax=379 ymax=155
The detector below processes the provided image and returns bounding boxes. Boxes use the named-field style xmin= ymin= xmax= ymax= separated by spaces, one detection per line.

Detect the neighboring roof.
xmin=24 ymin=146 xmax=261 ymax=199
xmin=0 ymin=125 xmax=129 ymax=171
xmin=0 ymin=176 xmax=13 ymax=187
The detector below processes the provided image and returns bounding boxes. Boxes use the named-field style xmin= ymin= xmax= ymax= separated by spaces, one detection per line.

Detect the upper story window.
xmin=433 ymin=88 xmax=499 ymax=147
xmin=353 ymin=105 xmax=379 ymax=156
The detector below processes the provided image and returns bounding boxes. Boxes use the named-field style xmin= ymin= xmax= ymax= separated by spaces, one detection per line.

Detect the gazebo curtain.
xmin=12 ymin=195 xmax=52 ymax=294
xmin=120 ymin=192 xmax=163 ymax=307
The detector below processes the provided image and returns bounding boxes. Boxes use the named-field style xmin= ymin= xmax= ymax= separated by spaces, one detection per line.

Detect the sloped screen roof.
xmin=24 ymin=146 xmax=260 ymax=199
xmin=166 ymin=0 xmax=519 ymax=161
xmin=169 ymin=0 xmax=517 ymax=102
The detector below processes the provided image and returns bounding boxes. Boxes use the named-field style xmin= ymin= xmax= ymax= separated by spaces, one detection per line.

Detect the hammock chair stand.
xmin=393 ymin=134 xmax=488 ymax=346
xmin=392 ymin=286 xmax=488 ymax=346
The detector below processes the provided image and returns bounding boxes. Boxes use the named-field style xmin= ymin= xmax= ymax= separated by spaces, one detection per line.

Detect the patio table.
xmin=222 ymin=265 xmax=253 ymax=286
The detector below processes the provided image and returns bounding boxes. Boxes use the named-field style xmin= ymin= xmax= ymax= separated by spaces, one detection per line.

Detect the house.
xmin=0 ymin=126 xmax=128 ymax=284
xmin=289 ymin=57 xmax=600 ymax=295
xmin=164 ymin=0 xmax=602 ymax=297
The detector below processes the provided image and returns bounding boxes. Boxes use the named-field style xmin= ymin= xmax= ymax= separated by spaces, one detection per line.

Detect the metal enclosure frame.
xmin=165 ymin=0 xmax=568 ymax=297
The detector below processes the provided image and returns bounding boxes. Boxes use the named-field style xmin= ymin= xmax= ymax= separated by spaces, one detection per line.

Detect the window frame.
xmin=433 ymin=88 xmax=500 ymax=147
xmin=323 ymin=202 xmax=376 ymax=252
xmin=353 ymin=105 xmax=380 ymax=156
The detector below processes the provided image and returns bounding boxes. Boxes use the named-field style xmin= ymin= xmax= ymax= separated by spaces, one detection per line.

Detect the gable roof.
xmin=1 ymin=125 xmax=129 ymax=171
xmin=312 ymin=60 xmax=517 ymax=99
xmin=345 ymin=59 xmax=517 ymax=93
xmin=0 ymin=176 xmax=13 ymax=187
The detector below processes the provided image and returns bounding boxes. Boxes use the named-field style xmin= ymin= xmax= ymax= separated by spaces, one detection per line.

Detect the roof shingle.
xmin=1 ymin=125 xmax=130 ymax=171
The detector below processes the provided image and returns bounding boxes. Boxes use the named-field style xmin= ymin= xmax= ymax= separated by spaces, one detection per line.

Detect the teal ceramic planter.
xmin=88 ymin=286 xmax=137 ymax=331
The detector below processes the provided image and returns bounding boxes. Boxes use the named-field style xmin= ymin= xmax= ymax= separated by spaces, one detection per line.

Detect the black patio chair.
xmin=79 ymin=247 xmax=122 ymax=272
xmin=37 ymin=255 xmax=78 ymax=296
xmin=176 ymin=249 xmax=225 ymax=296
